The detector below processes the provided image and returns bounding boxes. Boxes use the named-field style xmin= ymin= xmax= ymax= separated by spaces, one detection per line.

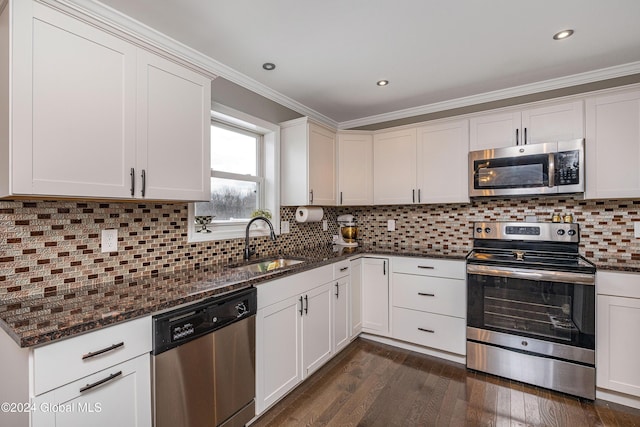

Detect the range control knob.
xmin=476 ymin=227 xmax=483 ymax=234
xmin=557 ymin=229 xmax=565 ymax=236
xmin=567 ymin=229 xmax=576 ymax=236
xmin=484 ymin=227 xmax=492 ymax=234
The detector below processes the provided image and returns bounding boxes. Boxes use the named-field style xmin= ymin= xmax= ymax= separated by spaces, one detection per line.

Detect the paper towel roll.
xmin=295 ymin=206 xmax=324 ymax=223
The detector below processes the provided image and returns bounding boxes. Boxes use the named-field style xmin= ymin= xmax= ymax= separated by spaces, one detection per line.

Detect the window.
xmin=188 ymin=105 xmax=279 ymax=242
xmin=195 ymin=123 xmax=263 ymax=221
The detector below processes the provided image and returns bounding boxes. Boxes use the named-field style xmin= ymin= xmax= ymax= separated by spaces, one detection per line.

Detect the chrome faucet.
xmin=244 ymin=216 xmax=277 ymax=260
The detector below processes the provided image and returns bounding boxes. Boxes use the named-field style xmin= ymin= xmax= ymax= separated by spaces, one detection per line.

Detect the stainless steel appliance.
xmin=152 ymin=287 xmax=257 ymax=427
xmin=466 ymin=221 xmax=596 ymax=399
xmin=469 ymin=139 xmax=584 ymax=197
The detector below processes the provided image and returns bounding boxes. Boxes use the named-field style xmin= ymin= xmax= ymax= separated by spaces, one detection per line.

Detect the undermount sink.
xmin=226 ymin=258 xmax=305 ymax=274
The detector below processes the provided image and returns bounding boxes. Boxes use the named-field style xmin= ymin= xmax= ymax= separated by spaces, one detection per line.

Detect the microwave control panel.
xmin=555 ymin=150 xmax=580 ymax=185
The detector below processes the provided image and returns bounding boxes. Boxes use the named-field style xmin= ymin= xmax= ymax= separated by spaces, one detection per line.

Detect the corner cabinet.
xmin=280 ymin=118 xmax=336 ymax=206
xmin=1 ymin=0 xmax=211 ymax=201
xmin=361 ymin=257 xmax=390 ymax=335
xmin=585 ymin=89 xmax=640 ymax=199
xmin=469 ymin=101 xmax=584 ymax=151
xmin=337 ymin=132 xmax=374 ymax=205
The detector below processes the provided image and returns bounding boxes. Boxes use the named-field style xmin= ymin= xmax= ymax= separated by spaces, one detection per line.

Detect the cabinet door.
xmin=469 ymin=111 xmax=520 ymax=151
xmin=302 ymin=282 xmax=333 ymax=377
xmin=361 ymin=258 xmax=389 ymax=334
xmin=350 ymin=258 xmax=363 ymax=338
xmin=373 ymin=129 xmax=417 ymax=204
xmin=597 ymin=295 xmax=640 ymax=397
xmin=308 ymin=123 xmax=336 ymax=205
xmin=521 ymin=101 xmax=584 ymax=144
xmin=337 ymin=133 xmax=373 ymax=205
xmin=332 ymin=277 xmax=350 ymax=353
xmin=136 ymin=50 xmax=211 ymax=201
xmin=31 ymin=355 xmax=151 ymax=427
xmin=416 ymin=120 xmax=469 ymax=204
xmin=13 ymin=2 xmax=136 ymax=197
xmin=255 ymin=296 xmax=302 ymax=413
xmin=585 ymin=90 xmax=640 ymax=199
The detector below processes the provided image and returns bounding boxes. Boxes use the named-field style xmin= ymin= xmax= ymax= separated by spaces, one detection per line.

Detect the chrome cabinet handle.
xmin=340 ymin=191 xmax=343 ymax=205
xmin=82 ymin=342 xmax=124 ymax=360
xmin=516 ymin=128 xmax=519 ymax=145
xmin=304 ymin=295 xmax=309 ymax=314
xmin=418 ymin=292 xmax=435 ymax=297
xmin=383 ymin=260 xmax=386 ymax=275
xmin=524 ymin=127 xmax=527 ymax=145
xmin=141 ymin=169 xmax=146 ymax=197
xmin=80 ymin=371 xmax=122 ymax=393
xmin=299 ymin=296 xmax=303 ymax=316
xmin=130 ymin=168 xmax=135 ymax=196
xmin=418 ymin=327 xmax=435 ymax=334
xmin=340 ymin=266 xmax=349 ymax=272
xmin=412 ymin=189 xmax=415 ymax=203
xmin=417 ymin=265 xmax=434 ymax=270
xmin=335 ymin=282 xmax=339 ymax=298
xmin=310 ymin=190 xmax=314 ymax=204
xmin=418 ymin=189 xmax=421 ymax=203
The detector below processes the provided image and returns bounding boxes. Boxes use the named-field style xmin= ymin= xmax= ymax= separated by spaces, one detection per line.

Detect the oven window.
xmin=474 ymin=153 xmax=549 ymax=189
xmin=467 ymin=274 xmax=595 ymax=349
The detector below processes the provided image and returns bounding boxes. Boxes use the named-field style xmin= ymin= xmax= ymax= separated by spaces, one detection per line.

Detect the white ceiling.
xmin=95 ymin=0 xmax=640 ymax=127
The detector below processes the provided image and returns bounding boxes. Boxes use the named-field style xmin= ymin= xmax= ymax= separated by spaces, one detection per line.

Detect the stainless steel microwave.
xmin=469 ymin=139 xmax=584 ymax=197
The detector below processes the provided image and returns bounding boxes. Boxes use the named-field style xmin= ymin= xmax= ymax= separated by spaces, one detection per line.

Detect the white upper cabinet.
xmin=373 ymin=128 xmax=417 ymax=205
xmin=416 ymin=120 xmax=469 ymax=204
xmin=136 ymin=51 xmax=211 ymax=201
xmin=373 ymin=120 xmax=469 ymax=205
xmin=281 ymin=118 xmax=336 ymax=206
xmin=585 ymin=89 xmax=640 ymax=199
xmin=337 ymin=132 xmax=373 ymax=205
xmin=1 ymin=0 xmax=212 ymax=200
xmin=469 ymin=101 xmax=584 ymax=151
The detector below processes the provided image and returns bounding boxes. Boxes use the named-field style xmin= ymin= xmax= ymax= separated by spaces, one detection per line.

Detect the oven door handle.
xmin=466 ymin=264 xmax=594 ymax=285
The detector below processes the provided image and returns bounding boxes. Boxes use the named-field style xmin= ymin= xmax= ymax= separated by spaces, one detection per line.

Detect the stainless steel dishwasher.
xmin=152 ymin=287 xmax=257 ymax=427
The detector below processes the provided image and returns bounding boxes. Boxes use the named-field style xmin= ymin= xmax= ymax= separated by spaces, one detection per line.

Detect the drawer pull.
xmin=80 ymin=371 xmax=122 ymax=393
xmin=418 ymin=327 xmax=435 ymax=334
xmin=340 ymin=266 xmax=349 ymax=272
xmin=82 ymin=342 xmax=124 ymax=360
xmin=417 ymin=266 xmax=435 ymax=269
xmin=418 ymin=292 xmax=435 ymax=297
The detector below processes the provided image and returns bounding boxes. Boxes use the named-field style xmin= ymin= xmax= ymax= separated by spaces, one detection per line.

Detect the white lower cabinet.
xmin=333 ymin=277 xmax=350 ymax=353
xmin=390 ymin=257 xmax=466 ymax=356
xmin=256 ymin=264 xmax=338 ymax=414
xmin=31 ymin=355 xmax=151 ymax=427
xmin=597 ymin=271 xmax=640 ymax=402
xmin=361 ymin=257 xmax=390 ymax=335
xmin=349 ymin=258 xmax=363 ymax=338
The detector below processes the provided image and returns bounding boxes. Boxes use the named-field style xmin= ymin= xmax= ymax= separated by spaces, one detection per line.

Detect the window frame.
xmin=188 ymin=104 xmax=280 ymax=243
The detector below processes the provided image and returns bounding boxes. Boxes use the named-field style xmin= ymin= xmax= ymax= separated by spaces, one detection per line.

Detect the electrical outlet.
xmin=635 ymin=222 xmax=640 ymax=238
xmin=101 ymin=229 xmax=118 ymax=253
xmin=387 ymin=219 xmax=396 ymax=231
xmin=281 ymin=220 xmax=290 ymax=234
xmin=322 ymin=220 xmax=328 ymax=231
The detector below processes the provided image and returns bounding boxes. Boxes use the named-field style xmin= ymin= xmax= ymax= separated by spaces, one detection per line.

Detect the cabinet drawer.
xmin=33 ymin=316 xmax=151 ymax=395
xmin=392 ymin=274 xmax=465 ymax=318
xmin=392 ymin=307 xmax=466 ymax=355
xmin=333 ymin=260 xmax=351 ymax=279
xmin=392 ymin=257 xmax=465 ymax=280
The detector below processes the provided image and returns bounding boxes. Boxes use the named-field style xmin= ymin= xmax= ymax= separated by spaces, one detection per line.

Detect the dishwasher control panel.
xmin=152 ymin=287 xmax=257 ymax=355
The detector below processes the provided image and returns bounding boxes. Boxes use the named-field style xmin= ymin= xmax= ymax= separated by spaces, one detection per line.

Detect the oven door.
xmin=469 ymin=142 xmax=557 ymax=197
xmin=467 ymin=264 xmax=595 ymax=352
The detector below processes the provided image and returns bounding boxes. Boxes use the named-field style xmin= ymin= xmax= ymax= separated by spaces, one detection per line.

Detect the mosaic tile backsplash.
xmin=1 ymin=197 xmax=639 ymax=298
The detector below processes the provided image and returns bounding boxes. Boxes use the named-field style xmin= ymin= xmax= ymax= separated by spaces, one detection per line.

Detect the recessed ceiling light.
xmin=262 ymin=62 xmax=276 ymax=71
xmin=377 ymin=80 xmax=389 ymax=87
xmin=553 ymin=29 xmax=574 ymax=40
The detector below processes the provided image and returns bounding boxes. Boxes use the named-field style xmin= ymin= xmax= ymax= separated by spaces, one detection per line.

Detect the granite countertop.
xmin=0 ymin=245 xmax=466 ymax=348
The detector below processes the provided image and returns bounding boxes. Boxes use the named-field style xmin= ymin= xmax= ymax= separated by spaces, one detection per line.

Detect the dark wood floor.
xmin=251 ymin=338 xmax=640 ymax=427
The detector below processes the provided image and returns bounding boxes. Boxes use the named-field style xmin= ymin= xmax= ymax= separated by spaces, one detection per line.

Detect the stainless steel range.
xmin=466 ymin=221 xmax=596 ymax=399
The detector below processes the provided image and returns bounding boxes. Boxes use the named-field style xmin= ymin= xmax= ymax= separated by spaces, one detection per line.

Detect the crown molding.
xmin=338 ymin=61 xmax=640 ymax=129
xmin=56 ymin=0 xmax=338 ymax=129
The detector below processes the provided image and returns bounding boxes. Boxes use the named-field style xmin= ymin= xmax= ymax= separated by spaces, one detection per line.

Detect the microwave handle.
xmin=548 ymin=153 xmax=555 ymax=187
